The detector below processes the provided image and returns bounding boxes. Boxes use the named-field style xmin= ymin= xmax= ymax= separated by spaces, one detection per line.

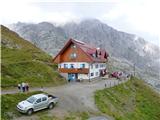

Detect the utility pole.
xmin=89 ymin=63 xmax=91 ymax=82
xmin=133 ymin=63 xmax=136 ymax=77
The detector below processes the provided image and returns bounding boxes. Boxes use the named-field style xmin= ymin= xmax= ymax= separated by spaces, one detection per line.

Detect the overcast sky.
xmin=0 ymin=0 xmax=160 ymax=46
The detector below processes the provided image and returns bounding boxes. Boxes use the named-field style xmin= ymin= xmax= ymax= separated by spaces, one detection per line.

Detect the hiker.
xmin=26 ymin=83 xmax=29 ymax=92
xmin=22 ymin=82 xmax=25 ymax=92
xmin=18 ymin=83 xmax=21 ymax=92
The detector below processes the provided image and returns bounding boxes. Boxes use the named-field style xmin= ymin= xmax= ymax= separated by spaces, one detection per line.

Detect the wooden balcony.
xmin=58 ymin=68 xmax=89 ymax=74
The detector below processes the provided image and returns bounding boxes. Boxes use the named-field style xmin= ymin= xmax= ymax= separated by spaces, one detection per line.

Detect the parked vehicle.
xmin=111 ymin=71 xmax=122 ymax=79
xmin=17 ymin=93 xmax=58 ymax=115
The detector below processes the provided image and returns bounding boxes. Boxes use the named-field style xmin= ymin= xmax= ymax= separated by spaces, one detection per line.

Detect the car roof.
xmin=32 ymin=94 xmax=47 ymax=99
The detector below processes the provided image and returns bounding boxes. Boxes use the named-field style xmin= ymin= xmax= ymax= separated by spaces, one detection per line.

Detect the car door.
xmin=34 ymin=98 xmax=43 ymax=111
xmin=41 ymin=97 xmax=48 ymax=108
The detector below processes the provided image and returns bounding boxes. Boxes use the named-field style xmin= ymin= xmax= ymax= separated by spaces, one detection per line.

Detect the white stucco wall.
xmin=78 ymin=74 xmax=89 ymax=80
xmin=89 ymin=63 xmax=106 ymax=79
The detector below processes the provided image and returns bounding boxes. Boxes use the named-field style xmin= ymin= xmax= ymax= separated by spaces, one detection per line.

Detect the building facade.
xmin=53 ymin=38 xmax=109 ymax=82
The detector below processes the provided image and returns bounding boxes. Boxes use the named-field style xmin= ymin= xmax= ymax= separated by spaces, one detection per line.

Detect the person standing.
xmin=22 ymin=82 xmax=25 ymax=92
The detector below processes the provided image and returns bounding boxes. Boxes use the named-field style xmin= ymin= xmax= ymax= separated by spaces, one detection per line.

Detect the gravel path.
xmin=2 ymin=79 xmax=127 ymax=119
xmin=45 ymin=79 xmax=125 ymax=112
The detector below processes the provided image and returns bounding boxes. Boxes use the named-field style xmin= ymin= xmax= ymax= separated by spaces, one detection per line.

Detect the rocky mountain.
xmin=10 ymin=19 xmax=160 ymax=81
xmin=64 ymin=20 xmax=160 ymax=70
xmin=10 ymin=22 xmax=67 ymax=55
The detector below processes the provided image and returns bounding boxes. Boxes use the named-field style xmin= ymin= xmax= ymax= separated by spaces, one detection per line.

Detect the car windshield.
xmin=27 ymin=96 xmax=37 ymax=103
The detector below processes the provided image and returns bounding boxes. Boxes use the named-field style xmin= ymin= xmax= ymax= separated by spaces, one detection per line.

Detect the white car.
xmin=17 ymin=93 xmax=58 ymax=115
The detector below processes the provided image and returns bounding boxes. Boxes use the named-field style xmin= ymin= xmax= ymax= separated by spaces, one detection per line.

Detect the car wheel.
xmin=48 ymin=103 xmax=54 ymax=109
xmin=27 ymin=109 xmax=33 ymax=115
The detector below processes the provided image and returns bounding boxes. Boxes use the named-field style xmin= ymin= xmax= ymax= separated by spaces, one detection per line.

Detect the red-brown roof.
xmin=53 ymin=38 xmax=109 ymax=62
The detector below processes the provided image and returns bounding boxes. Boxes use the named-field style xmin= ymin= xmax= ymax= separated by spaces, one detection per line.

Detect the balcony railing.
xmin=58 ymin=68 xmax=89 ymax=74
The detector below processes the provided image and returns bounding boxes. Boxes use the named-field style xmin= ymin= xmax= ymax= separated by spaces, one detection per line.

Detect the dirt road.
xmin=45 ymin=79 xmax=126 ymax=115
xmin=3 ymin=79 xmax=127 ymax=119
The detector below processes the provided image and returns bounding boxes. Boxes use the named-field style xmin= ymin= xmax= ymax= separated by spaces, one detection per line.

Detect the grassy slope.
xmin=1 ymin=91 xmax=89 ymax=120
xmin=95 ymin=77 xmax=160 ymax=120
xmin=1 ymin=25 xmax=66 ymax=89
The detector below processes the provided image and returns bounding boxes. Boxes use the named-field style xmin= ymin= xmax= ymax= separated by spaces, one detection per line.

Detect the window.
xmin=100 ymin=64 xmax=103 ymax=68
xmin=42 ymin=97 xmax=47 ymax=101
xmin=71 ymin=44 xmax=76 ymax=48
xmin=27 ymin=96 xmax=36 ymax=103
xmin=96 ymin=72 xmax=99 ymax=76
xmin=101 ymin=64 xmax=106 ymax=68
xmin=70 ymin=64 xmax=74 ymax=68
xmin=64 ymin=64 xmax=68 ymax=68
xmin=80 ymin=64 xmax=85 ymax=68
xmin=91 ymin=64 xmax=93 ymax=69
xmin=95 ymin=64 xmax=98 ymax=68
xmin=36 ymin=98 xmax=41 ymax=103
xmin=70 ymin=53 xmax=77 ymax=59
xmin=91 ymin=73 xmax=94 ymax=76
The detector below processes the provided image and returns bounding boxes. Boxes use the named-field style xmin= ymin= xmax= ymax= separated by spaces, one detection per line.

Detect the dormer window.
xmin=73 ymin=45 xmax=76 ymax=48
xmin=71 ymin=44 xmax=76 ymax=49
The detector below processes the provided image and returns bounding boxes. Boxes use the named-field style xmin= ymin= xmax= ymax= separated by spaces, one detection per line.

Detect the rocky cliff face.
xmin=11 ymin=22 xmax=67 ymax=55
xmin=10 ymin=19 xmax=160 ymax=80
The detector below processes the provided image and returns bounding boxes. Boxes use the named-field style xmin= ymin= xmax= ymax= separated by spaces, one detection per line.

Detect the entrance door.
xmin=68 ymin=73 xmax=77 ymax=82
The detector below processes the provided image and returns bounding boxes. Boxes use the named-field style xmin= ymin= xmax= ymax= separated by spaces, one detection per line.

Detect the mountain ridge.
xmin=9 ymin=19 xmax=160 ymax=82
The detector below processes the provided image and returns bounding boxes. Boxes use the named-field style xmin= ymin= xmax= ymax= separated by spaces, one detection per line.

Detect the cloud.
xmin=101 ymin=0 xmax=160 ymax=46
xmin=0 ymin=0 xmax=78 ymax=24
xmin=42 ymin=12 xmax=79 ymax=24
xmin=0 ymin=0 xmax=159 ymax=46
xmin=0 ymin=0 xmax=40 ymax=24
